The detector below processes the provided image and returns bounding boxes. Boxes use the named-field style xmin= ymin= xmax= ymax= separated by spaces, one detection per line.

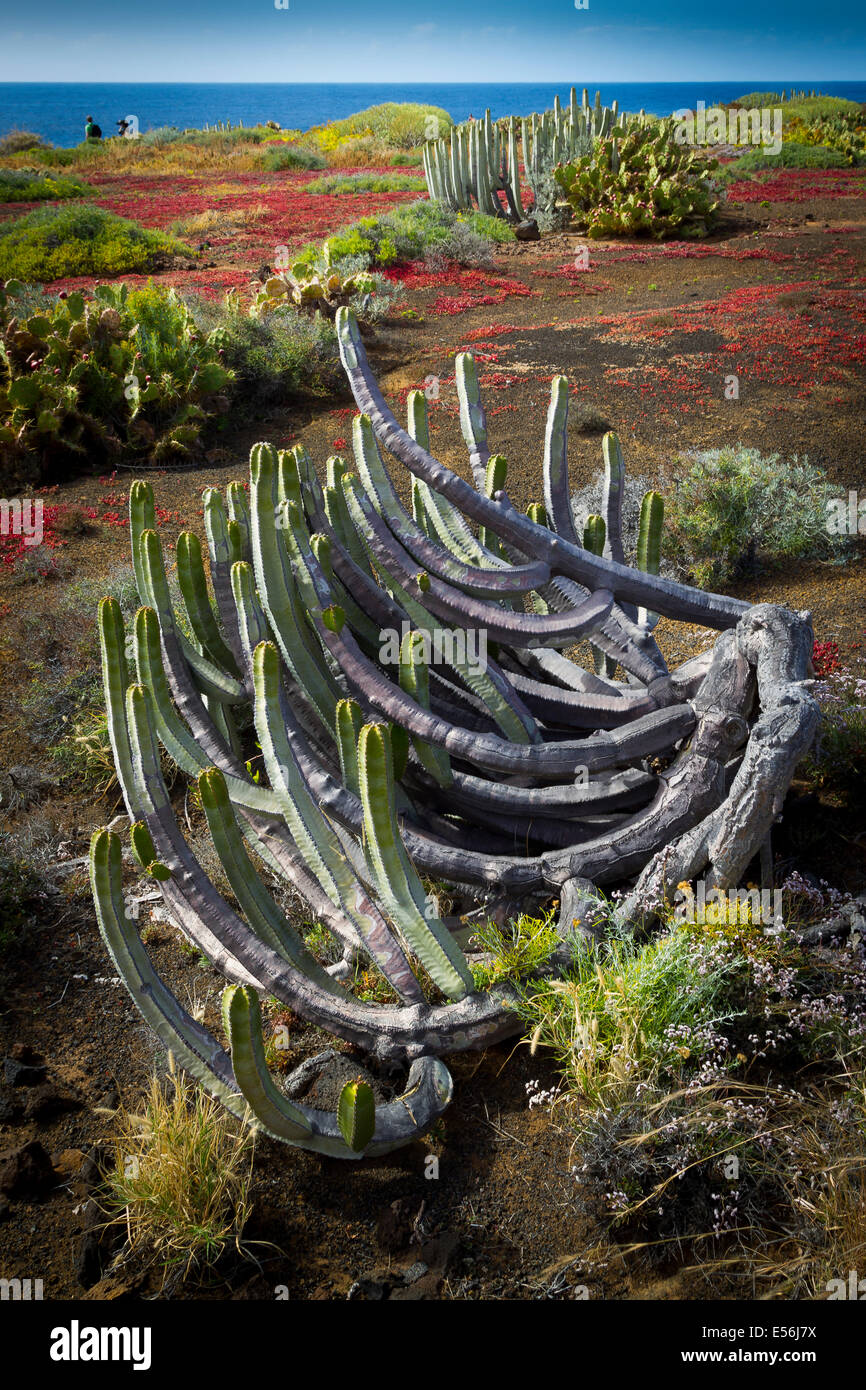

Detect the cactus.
xmin=89 ymin=306 xmax=820 ymax=1161
xmin=422 ymin=89 xmax=624 ymax=224
xmin=337 ymin=1079 xmax=376 ymax=1152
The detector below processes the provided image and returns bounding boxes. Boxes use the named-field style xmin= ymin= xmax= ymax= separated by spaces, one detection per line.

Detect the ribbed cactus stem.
xmin=637 ymin=490 xmax=665 ymax=631
xmin=337 ymin=1078 xmax=376 ymax=1151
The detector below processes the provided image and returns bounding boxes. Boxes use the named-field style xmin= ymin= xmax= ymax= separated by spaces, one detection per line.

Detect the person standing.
xmin=84 ymin=115 xmax=102 ymax=140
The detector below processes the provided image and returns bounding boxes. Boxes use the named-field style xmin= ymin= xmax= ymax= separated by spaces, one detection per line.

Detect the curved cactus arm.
xmin=512 ymin=644 xmax=624 ymax=697
xmin=424 ymin=763 xmax=657 ymax=820
xmin=89 ymin=827 xmax=246 ymax=1117
xmin=399 ymin=629 xmax=453 ymax=788
xmin=497 ymin=665 xmax=659 ymax=729
xmin=249 ymin=442 xmax=343 ymax=733
xmin=197 ymin=766 xmax=344 ymax=990
xmin=543 ymin=376 xmax=582 ymax=546
xmin=542 ymin=573 xmax=669 ymax=686
xmin=601 ymin=432 xmax=628 ymax=567
xmin=99 ymin=596 xmax=139 ymax=821
xmin=343 ymin=471 xmax=615 ymax=655
xmin=341 ymin=479 xmax=540 ymax=745
xmin=202 ymin=488 xmax=248 ymax=682
xmin=477 ymin=453 xmax=514 ymax=564
xmin=353 ymin=414 xmax=550 ymax=599
xmin=335 ymin=310 xmax=748 ymax=630
xmin=636 ymin=490 xmax=664 ymax=632
xmin=221 ymin=985 xmax=318 ymax=1144
xmin=305 ymin=583 xmax=698 ymax=779
xmin=226 ymin=480 xmax=252 ymax=555
xmin=323 ymin=481 xmax=377 ymax=580
xmin=335 ymin=697 xmax=363 ymax=797
xmin=309 ymin=532 xmax=382 ymax=650
xmin=224 ymin=986 xmax=455 ymax=1157
xmin=358 ymin=723 xmax=474 ymax=1001
xmin=176 ymin=531 xmax=241 ymax=678
xmin=407 ymin=390 xmax=500 ymax=569
xmin=253 ymin=642 xmax=425 ymax=1005
xmin=455 ymin=352 xmax=491 ymax=489
xmin=137 ymin=527 xmax=246 ymax=705
xmin=543 ymin=627 xmax=759 ymax=889
xmin=132 ymin=604 xmax=281 ymax=816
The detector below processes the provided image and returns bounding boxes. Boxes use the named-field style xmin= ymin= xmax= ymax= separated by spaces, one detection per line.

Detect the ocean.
xmin=1 ymin=82 xmax=865 ymax=150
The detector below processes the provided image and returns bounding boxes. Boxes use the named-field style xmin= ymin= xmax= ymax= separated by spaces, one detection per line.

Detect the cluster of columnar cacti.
xmin=89 ymin=306 xmax=820 ymax=1159
xmin=421 ymin=88 xmax=624 ymax=222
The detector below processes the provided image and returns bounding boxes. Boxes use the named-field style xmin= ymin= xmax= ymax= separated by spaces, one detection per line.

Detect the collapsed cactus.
xmin=89 ymin=306 xmax=819 ymax=1158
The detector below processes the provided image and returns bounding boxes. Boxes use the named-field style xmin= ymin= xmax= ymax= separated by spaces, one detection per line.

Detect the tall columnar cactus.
xmin=89 ymin=307 xmax=819 ymax=1159
xmin=422 ymin=88 xmax=624 ymax=223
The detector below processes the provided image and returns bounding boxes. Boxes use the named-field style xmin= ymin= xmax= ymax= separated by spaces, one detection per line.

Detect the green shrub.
xmin=140 ymin=124 xmax=270 ymax=148
xmin=0 ymin=279 xmax=232 ymax=484
xmin=554 ymin=117 xmax=722 ymax=240
xmin=724 ymin=142 xmax=848 ymax=175
xmin=784 ymin=112 xmax=866 ymax=165
xmin=0 ymin=129 xmax=49 ymax=157
xmin=0 ymin=850 xmax=47 ymax=957
xmin=0 ymin=168 xmax=96 ymax=202
xmin=292 ymin=200 xmax=509 ymax=277
xmin=306 ymin=172 xmax=427 ymax=195
xmin=665 ymin=445 xmax=851 ymax=586
xmin=307 ymin=102 xmax=454 ymax=150
xmin=258 ymin=144 xmax=327 ymax=172
xmin=733 ymin=92 xmax=862 ymax=118
xmin=0 ymin=205 xmax=192 ymax=282
xmin=186 ymin=289 xmax=341 ymax=406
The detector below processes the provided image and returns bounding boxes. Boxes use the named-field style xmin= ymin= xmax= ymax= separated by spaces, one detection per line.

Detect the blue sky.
xmin=0 ymin=0 xmax=863 ymax=82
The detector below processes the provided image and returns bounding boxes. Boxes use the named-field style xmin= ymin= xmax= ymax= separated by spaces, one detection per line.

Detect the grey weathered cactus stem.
xmin=90 ymin=307 xmax=819 ymax=1157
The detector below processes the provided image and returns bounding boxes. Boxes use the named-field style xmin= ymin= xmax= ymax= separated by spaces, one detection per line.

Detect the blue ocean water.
xmin=1 ymin=82 xmax=864 ymax=150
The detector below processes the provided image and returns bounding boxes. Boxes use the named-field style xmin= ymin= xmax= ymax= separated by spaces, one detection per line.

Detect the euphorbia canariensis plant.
xmin=89 ymin=308 xmax=819 ymax=1158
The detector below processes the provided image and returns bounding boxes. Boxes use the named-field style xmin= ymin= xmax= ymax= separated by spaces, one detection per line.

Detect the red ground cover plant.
xmin=812 ymin=640 xmax=842 ymax=678
xmin=383 ymin=262 xmax=537 ymax=317
xmin=725 ymin=169 xmax=865 ymax=203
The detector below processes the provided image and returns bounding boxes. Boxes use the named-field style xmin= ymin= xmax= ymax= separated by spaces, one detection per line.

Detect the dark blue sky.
xmin=0 ymin=0 xmax=863 ymax=81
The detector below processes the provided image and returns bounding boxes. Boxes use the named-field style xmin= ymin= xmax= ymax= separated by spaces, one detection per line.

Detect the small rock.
xmin=81 ymin=1277 xmax=138 ymax=1301
xmin=4 ymin=1057 xmax=48 ymax=1088
xmin=347 ymin=1275 xmax=389 ymax=1301
xmin=376 ymin=1197 xmax=422 ymax=1252
xmin=53 ymin=1148 xmax=87 ymax=1181
xmin=0 ymin=1139 xmax=56 ymax=1199
xmin=0 ymin=1090 xmax=23 ymax=1124
xmin=514 ymin=218 xmax=540 ymax=242
xmin=76 ymin=1198 xmax=111 ymax=1289
xmin=23 ymin=1082 xmax=81 ymax=1121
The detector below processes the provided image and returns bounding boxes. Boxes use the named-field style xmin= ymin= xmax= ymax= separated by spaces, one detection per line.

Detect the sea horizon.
xmin=2 ymin=80 xmax=864 ymax=149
